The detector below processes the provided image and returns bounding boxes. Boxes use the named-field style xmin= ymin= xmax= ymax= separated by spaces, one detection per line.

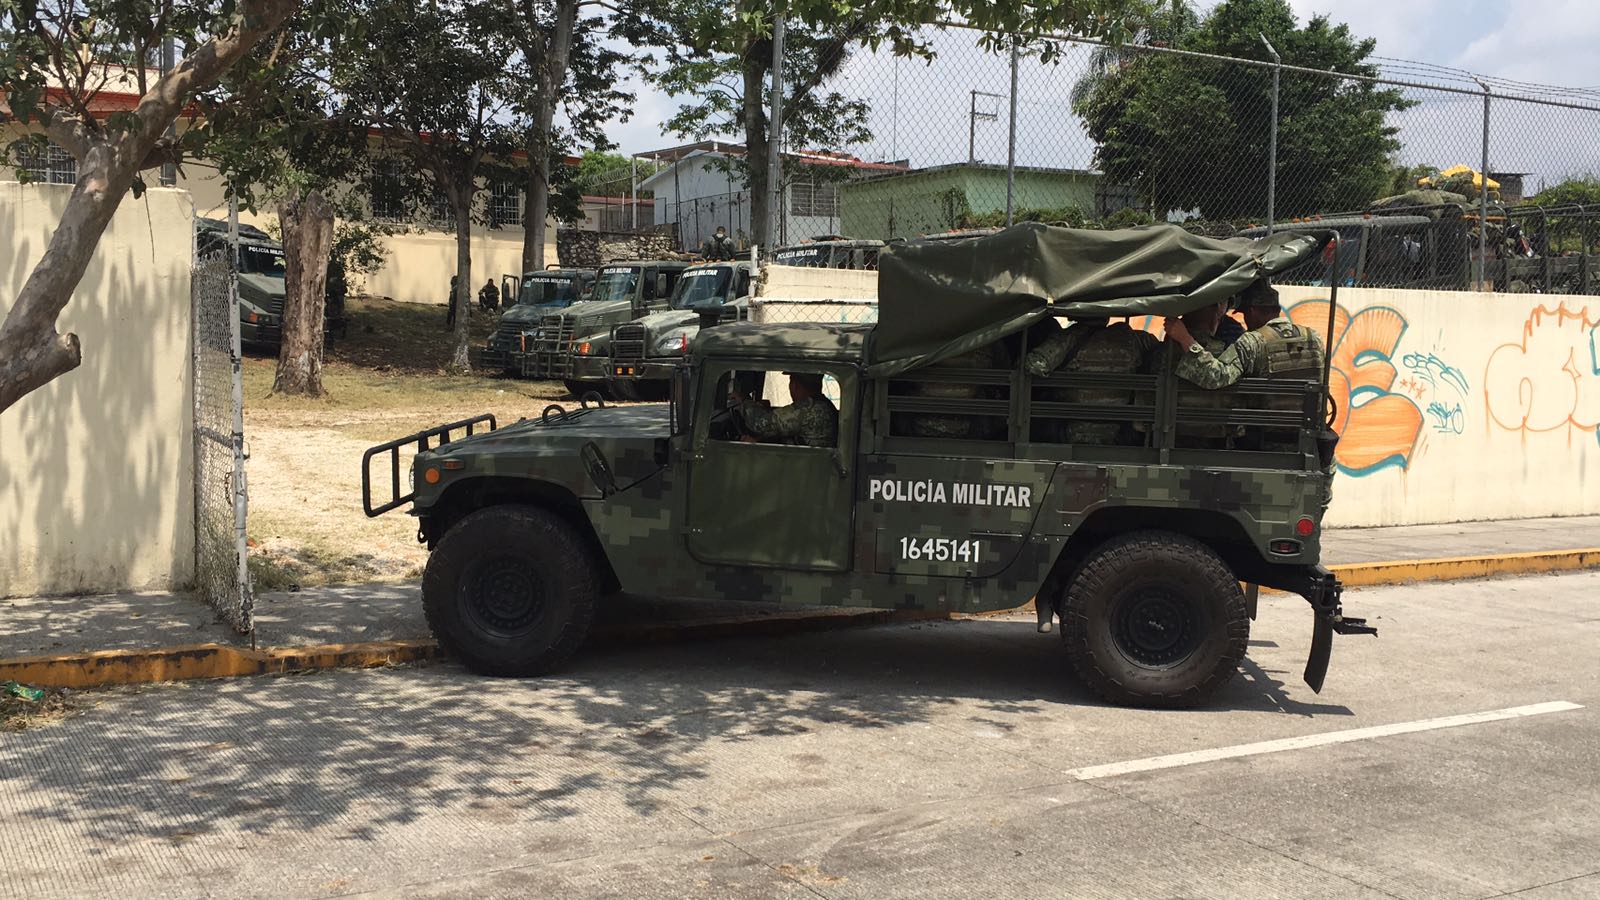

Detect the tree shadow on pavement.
xmin=0 ymin=617 xmax=1350 ymax=849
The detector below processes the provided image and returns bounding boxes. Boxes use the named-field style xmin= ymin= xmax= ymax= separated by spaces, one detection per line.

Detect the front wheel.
xmin=1060 ymin=531 xmax=1248 ymax=708
xmin=564 ymin=379 xmax=609 ymax=400
xmin=422 ymin=505 xmax=600 ymax=676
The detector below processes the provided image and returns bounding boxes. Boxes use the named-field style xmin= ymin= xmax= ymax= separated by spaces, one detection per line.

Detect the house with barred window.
xmin=636 ymin=141 xmax=906 ymax=251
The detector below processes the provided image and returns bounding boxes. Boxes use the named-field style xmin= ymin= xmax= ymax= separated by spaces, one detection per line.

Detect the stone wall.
xmin=557 ymin=227 xmax=680 ymax=268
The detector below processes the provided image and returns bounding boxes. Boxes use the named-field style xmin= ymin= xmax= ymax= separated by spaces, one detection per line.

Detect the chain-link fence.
xmin=192 ymin=250 xmax=253 ymax=637
xmin=732 ymin=22 xmax=1600 ymax=294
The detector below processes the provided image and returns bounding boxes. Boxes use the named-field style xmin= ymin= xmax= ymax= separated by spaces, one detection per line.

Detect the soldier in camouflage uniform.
xmin=733 ymin=372 xmax=839 ymax=447
xmin=1024 ymin=317 xmax=1158 ymax=445
xmin=1165 ymin=280 xmax=1333 ymax=510
xmin=1161 ymin=303 xmax=1237 ymax=448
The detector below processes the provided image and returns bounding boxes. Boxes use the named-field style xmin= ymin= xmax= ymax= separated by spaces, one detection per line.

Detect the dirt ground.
xmin=243 ymin=297 xmax=589 ymax=588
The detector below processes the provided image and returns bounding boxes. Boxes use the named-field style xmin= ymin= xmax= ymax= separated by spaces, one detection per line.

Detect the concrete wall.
xmin=0 ymin=183 xmax=196 ymax=596
xmin=179 ymin=163 xmax=556 ymax=305
xmin=1130 ymin=286 xmax=1600 ymax=527
xmin=762 ymin=282 xmax=1600 ymax=528
xmin=1273 ymin=285 xmax=1600 ymax=527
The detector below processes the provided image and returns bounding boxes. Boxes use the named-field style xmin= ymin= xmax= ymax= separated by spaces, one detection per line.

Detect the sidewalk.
xmin=4 ymin=515 xmax=1598 ymax=667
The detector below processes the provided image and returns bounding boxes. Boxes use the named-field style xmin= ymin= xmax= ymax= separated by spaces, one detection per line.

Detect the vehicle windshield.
xmin=517 ymin=275 xmax=581 ymax=307
xmin=671 ymin=268 xmax=733 ymax=310
xmin=238 ymin=244 xmax=286 ymax=277
xmin=591 ymin=266 xmax=640 ymax=303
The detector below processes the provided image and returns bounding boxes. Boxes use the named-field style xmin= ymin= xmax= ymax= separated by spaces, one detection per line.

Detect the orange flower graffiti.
xmin=1287 ymin=301 xmax=1424 ymax=476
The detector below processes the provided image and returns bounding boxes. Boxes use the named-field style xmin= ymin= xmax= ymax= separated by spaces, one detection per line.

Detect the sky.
xmin=588 ymin=0 xmax=1600 ymax=191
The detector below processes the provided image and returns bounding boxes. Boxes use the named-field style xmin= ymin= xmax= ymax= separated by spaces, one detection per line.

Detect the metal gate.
xmin=192 ymin=251 xmax=254 ymax=637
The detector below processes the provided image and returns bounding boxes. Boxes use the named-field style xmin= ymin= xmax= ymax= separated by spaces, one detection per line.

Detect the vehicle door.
xmin=684 ymin=362 xmax=856 ymax=571
xmin=501 ymin=274 xmax=521 ymax=307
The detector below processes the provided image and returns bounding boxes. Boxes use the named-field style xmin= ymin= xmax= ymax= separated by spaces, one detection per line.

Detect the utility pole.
xmin=630 ymin=156 xmax=638 ymax=231
xmin=1260 ymin=33 xmax=1280 ymax=233
xmin=1005 ymin=42 xmax=1019 ymax=226
xmin=1475 ymin=77 xmax=1492 ymax=290
xmin=968 ymin=91 xmax=1001 ymax=164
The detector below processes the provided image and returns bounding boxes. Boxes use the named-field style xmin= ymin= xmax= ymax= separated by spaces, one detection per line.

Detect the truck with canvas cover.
xmin=523 ymin=260 xmax=691 ymax=396
xmin=606 ymin=260 xmax=753 ymax=401
xmin=478 ymin=267 xmax=596 ymax=374
xmin=361 ymin=224 xmax=1373 ymax=708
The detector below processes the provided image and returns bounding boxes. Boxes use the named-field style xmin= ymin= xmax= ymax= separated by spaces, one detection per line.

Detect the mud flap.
xmin=1304 ymin=613 xmax=1333 ymax=693
xmin=1244 ymin=583 xmax=1260 ymax=621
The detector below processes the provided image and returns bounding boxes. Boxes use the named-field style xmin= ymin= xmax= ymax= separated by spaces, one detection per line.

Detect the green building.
xmin=839 ymin=163 xmax=1116 ymax=240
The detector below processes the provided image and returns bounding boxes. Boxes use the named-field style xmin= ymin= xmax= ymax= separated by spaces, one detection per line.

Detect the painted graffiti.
xmin=1287 ymin=301 xmax=1424 ymax=476
xmin=1399 ymin=351 xmax=1470 ymax=435
xmin=1484 ymin=303 xmax=1600 ymax=444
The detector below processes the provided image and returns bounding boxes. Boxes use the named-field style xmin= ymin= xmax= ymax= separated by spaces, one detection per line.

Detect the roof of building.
xmin=636 ymin=142 xmax=907 ymax=191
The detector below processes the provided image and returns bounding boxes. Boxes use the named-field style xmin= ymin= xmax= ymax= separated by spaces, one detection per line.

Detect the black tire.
xmin=607 ymin=379 xmax=641 ymax=402
xmin=1060 ymin=530 xmax=1248 ymax=708
xmin=422 ymin=505 xmax=599 ymax=676
xmin=564 ymin=379 xmax=609 ymax=400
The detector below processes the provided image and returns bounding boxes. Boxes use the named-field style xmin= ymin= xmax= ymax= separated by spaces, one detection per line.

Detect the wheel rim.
xmin=1111 ymin=588 xmax=1203 ymax=668
xmin=461 ymin=556 xmax=547 ymax=639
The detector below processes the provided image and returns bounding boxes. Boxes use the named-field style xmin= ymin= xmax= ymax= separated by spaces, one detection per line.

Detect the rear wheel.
xmin=1060 ymin=531 xmax=1248 ymax=708
xmin=422 ymin=505 xmax=599 ymax=676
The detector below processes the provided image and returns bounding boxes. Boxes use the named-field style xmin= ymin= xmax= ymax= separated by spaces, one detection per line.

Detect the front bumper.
xmin=240 ymin=318 xmax=282 ymax=346
xmin=609 ymin=358 xmax=682 ymax=382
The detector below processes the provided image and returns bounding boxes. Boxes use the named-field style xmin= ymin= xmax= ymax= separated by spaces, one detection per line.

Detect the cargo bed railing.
xmin=361 ymin=414 xmax=497 ymax=516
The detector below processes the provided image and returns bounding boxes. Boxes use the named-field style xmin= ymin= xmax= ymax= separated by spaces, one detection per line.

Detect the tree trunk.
xmin=523 ymin=141 xmax=551 ymax=274
xmin=272 ymin=190 xmax=335 ymax=397
xmin=742 ymin=50 xmax=772 ymax=250
xmin=0 ymin=0 xmax=298 ymax=414
xmin=519 ymin=0 xmax=579 ymax=274
xmin=450 ymin=191 xmax=474 ymax=373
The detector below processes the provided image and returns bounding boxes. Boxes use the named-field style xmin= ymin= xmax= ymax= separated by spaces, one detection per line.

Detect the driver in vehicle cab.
xmin=730 ymin=372 xmax=838 ymax=448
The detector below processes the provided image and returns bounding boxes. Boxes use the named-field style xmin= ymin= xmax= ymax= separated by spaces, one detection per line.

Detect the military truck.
xmin=196 ymin=217 xmax=348 ymax=347
xmin=606 ymin=260 xmax=753 ymax=401
xmin=769 ymin=237 xmax=885 ymax=270
xmin=523 ymin=260 xmax=691 ymax=396
xmin=362 ymin=224 xmax=1373 ymax=708
xmin=478 ymin=267 xmax=597 ymax=375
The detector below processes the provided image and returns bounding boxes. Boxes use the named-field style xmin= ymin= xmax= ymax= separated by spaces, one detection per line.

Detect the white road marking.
xmin=1067 ymin=701 xmax=1585 ymax=781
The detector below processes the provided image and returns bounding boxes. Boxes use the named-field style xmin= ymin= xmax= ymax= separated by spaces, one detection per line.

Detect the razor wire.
xmin=192 ymin=250 xmax=254 ymax=637
xmin=691 ymin=22 xmax=1600 ymax=295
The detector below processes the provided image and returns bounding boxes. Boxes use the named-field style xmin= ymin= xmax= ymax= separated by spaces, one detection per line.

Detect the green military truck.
xmin=523 ymin=260 xmax=691 ymax=396
xmin=196 ymin=217 xmax=348 ymax=347
xmin=362 ymin=224 xmax=1372 ymax=708
xmin=606 ymin=260 xmax=753 ymax=401
xmin=478 ymin=267 xmax=597 ymax=375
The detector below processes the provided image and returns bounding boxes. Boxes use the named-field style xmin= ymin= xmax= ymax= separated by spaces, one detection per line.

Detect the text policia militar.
xmin=866 ymin=478 xmax=1033 ymax=509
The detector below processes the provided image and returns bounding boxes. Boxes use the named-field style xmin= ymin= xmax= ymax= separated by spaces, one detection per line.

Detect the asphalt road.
xmin=3 ymin=572 xmax=1598 ymax=899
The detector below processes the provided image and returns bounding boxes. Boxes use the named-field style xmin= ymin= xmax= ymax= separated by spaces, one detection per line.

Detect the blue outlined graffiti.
xmin=1398 ymin=349 xmax=1469 ymax=438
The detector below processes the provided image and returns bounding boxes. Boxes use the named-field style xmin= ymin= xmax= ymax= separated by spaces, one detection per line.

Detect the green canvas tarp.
xmin=866 ymin=223 xmax=1329 ymax=376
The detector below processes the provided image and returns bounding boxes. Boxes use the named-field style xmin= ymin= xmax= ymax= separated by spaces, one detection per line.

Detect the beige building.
xmin=4 ymin=80 xmax=562 ymax=305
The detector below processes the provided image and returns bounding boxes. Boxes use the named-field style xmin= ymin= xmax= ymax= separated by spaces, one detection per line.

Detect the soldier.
xmin=444 ymin=274 xmax=460 ymax=329
xmin=478 ymin=278 xmax=500 ymax=313
xmin=1163 ymin=281 xmax=1324 ymax=391
xmin=731 ymin=372 xmax=838 ymax=448
xmin=1160 ymin=301 xmax=1239 ymax=448
xmin=1164 ymin=280 xmax=1332 ymax=510
xmin=1023 ymin=316 xmax=1158 ymax=445
xmin=701 ymin=226 xmax=737 ymax=261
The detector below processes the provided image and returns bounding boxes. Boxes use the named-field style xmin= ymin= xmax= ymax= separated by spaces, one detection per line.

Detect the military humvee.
xmin=523 ymin=260 xmax=692 ymax=396
xmin=606 ymin=260 xmax=753 ymax=401
xmin=362 ymin=225 xmax=1373 ymax=708
xmin=478 ymin=267 xmax=597 ymax=375
xmin=769 ymin=237 xmax=885 ymax=270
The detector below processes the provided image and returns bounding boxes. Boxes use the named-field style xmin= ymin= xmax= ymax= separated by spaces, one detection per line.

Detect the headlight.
xmin=576 ymin=341 xmax=592 ymax=355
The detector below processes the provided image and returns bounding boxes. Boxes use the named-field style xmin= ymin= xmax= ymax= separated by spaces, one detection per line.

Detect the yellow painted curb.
xmin=1331 ymin=548 xmax=1600 ymax=586
xmin=0 ymin=640 xmax=439 ymax=690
